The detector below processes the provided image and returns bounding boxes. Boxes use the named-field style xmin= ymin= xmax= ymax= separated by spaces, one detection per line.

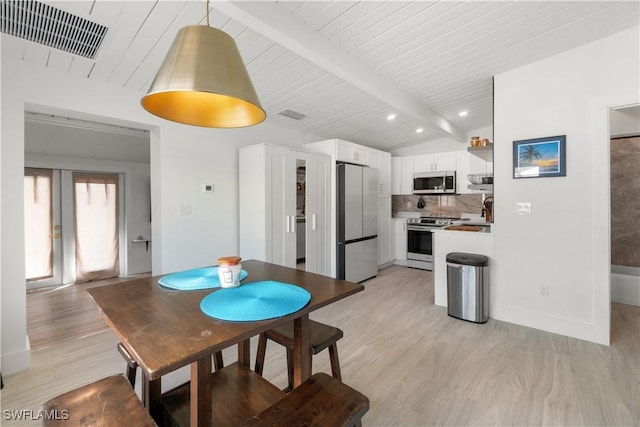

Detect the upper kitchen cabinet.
xmin=336 ymin=140 xmax=369 ymax=165
xmin=369 ymin=150 xmax=391 ymax=194
xmin=239 ymin=144 xmax=331 ymax=276
xmin=305 ymin=139 xmax=391 ymax=194
xmin=413 ymin=152 xmax=457 ymax=173
xmin=391 ymin=156 xmax=414 ymax=195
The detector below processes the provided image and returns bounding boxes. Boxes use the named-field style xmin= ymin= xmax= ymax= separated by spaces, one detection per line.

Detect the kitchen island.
xmin=432 ymin=227 xmax=494 ymax=307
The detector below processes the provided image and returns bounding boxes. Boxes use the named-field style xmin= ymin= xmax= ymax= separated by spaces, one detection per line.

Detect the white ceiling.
xmin=5 ymin=0 xmax=639 ymax=159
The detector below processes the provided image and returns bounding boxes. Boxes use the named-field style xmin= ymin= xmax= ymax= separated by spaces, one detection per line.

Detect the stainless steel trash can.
xmin=446 ymin=252 xmax=489 ymax=323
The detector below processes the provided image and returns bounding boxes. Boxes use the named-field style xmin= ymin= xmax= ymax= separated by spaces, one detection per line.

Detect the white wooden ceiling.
xmin=5 ymin=0 xmax=639 ymax=155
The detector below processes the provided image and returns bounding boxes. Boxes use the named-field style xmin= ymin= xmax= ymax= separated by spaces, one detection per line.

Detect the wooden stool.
xmin=42 ymin=375 xmax=156 ymax=426
xmin=243 ymin=372 xmax=369 ymax=427
xmin=254 ymin=320 xmax=343 ymax=390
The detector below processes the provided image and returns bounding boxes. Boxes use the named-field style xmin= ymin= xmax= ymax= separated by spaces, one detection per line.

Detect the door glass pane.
xmin=24 ymin=168 xmax=53 ymax=281
xmin=73 ymin=172 xmax=120 ymax=282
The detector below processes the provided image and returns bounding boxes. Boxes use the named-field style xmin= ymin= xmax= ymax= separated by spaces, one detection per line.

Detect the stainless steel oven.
xmin=406 ymin=217 xmax=454 ymax=270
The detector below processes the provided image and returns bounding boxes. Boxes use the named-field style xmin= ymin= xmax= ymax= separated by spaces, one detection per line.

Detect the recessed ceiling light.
xmin=387 ymin=113 xmax=396 ymax=121
xmin=459 ymin=110 xmax=468 ymax=117
xmin=416 ymin=128 xmax=424 ymax=133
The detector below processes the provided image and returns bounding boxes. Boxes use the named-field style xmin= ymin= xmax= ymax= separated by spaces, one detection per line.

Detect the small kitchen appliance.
xmin=412 ymin=171 xmax=456 ymax=195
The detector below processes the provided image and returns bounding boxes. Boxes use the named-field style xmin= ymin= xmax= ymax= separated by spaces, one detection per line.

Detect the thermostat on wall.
xmin=201 ymin=184 xmax=214 ymax=193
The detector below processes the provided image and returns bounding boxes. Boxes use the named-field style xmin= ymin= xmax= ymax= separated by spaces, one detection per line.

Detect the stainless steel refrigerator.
xmin=337 ymin=163 xmax=378 ymax=283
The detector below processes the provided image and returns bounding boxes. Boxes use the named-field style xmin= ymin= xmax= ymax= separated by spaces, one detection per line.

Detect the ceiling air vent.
xmin=278 ymin=109 xmax=306 ymax=121
xmin=0 ymin=0 xmax=108 ymax=59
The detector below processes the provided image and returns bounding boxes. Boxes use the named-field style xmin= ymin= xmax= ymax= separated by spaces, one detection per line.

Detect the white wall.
xmin=1 ymin=56 xmax=320 ymax=374
xmin=492 ymin=26 xmax=640 ymax=345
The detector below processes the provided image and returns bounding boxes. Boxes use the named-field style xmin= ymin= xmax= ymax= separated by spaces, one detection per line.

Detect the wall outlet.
xmin=538 ymin=286 xmax=549 ymax=297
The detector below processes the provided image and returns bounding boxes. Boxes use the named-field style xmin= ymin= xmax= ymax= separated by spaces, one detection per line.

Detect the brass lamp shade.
xmin=141 ymin=25 xmax=265 ymax=128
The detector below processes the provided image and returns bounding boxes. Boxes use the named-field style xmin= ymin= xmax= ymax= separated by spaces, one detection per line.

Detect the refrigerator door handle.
xmin=285 ymin=215 xmax=290 ymax=234
xmin=312 ymin=214 xmax=317 ymax=230
xmin=291 ymin=216 xmax=296 ymax=233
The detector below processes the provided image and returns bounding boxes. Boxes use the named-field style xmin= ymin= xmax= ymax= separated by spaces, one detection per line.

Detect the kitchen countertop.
xmin=434 ymin=226 xmax=492 ymax=234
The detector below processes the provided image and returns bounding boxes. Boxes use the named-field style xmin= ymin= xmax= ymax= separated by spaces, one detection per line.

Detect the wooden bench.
xmin=161 ymin=366 xmax=368 ymax=427
xmin=161 ymin=362 xmax=286 ymax=426
xmin=243 ymin=372 xmax=369 ymax=427
xmin=42 ymin=375 xmax=156 ymax=426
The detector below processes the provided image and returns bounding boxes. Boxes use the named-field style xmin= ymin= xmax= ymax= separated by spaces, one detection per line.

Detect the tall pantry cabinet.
xmin=239 ymin=144 xmax=331 ymax=276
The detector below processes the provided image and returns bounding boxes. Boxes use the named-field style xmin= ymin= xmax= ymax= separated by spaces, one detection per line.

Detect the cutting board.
xmin=444 ymin=225 xmax=482 ymax=232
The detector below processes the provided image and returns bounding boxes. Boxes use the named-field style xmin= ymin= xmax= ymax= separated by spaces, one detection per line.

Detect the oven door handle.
xmin=407 ymin=226 xmax=437 ymax=232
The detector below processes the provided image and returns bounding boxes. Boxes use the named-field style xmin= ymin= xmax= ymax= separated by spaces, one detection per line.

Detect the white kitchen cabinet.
xmin=336 ymin=140 xmax=369 ymax=165
xmin=377 ymin=195 xmax=394 ymax=266
xmin=239 ymin=144 xmax=331 ymax=276
xmin=400 ymin=156 xmax=415 ymax=194
xmin=391 ymin=156 xmax=416 ymax=195
xmin=413 ymin=152 xmax=457 ymax=173
xmin=303 ymin=152 xmax=331 ymax=275
xmin=393 ymin=218 xmax=408 ymax=264
xmin=391 ymin=157 xmax=402 ymax=195
xmin=370 ymin=151 xmax=391 ymax=194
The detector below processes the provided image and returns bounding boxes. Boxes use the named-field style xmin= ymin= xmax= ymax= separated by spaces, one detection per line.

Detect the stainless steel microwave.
xmin=412 ymin=171 xmax=456 ymax=194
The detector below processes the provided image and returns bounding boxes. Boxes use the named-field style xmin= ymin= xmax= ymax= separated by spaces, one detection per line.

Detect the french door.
xmin=24 ymin=168 xmax=62 ymax=288
xmin=24 ymin=168 xmax=122 ymax=290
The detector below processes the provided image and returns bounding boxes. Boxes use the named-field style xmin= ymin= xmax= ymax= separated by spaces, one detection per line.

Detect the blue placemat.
xmin=158 ymin=266 xmax=248 ymax=291
xmin=200 ymin=281 xmax=311 ymax=322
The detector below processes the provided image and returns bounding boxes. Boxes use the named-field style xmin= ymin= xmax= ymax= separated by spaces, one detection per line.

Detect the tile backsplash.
xmin=392 ymin=194 xmax=484 ymax=218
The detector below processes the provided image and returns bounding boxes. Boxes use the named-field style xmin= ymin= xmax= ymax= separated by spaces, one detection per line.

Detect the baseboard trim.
xmin=611 ymin=272 xmax=640 ymax=307
xmin=1 ymin=336 xmax=31 ymax=375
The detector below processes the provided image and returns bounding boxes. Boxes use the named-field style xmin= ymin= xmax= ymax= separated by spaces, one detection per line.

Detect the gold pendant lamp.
xmin=141 ymin=1 xmax=265 ymax=128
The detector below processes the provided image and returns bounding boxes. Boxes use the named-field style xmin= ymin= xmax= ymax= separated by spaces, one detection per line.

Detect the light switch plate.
xmin=180 ymin=203 xmax=192 ymax=216
xmin=516 ymin=202 xmax=532 ymax=215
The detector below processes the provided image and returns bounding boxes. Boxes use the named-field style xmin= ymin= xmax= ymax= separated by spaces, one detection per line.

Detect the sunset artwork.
xmin=513 ymin=135 xmax=566 ymax=178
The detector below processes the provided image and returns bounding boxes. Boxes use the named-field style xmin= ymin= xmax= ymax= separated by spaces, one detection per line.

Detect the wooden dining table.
xmin=86 ymin=259 xmax=364 ymax=426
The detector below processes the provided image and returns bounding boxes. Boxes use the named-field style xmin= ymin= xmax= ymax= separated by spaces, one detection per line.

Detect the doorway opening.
xmin=24 ymin=110 xmax=152 ymax=290
xmin=609 ymin=105 xmax=640 ymax=341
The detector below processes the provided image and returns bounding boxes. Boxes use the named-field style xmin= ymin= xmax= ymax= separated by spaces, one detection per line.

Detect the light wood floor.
xmin=2 ymin=266 xmax=639 ymax=426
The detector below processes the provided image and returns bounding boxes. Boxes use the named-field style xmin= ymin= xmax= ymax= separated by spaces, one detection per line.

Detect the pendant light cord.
xmin=206 ymin=0 xmax=210 ymax=27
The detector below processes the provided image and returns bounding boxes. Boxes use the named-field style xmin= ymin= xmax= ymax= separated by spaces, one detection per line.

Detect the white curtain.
xmin=24 ymin=168 xmax=53 ymax=281
xmin=73 ymin=172 xmax=120 ymax=282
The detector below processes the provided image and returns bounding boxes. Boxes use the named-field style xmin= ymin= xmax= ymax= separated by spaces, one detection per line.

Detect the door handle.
xmin=312 ymin=214 xmax=316 ymax=231
xmin=285 ymin=216 xmax=290 ymax=234
xmin=290 ymin=216 xmax=296 ymax=233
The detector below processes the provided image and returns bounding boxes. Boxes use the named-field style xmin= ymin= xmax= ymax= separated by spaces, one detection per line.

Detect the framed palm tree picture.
xmin=513 ymin=135 xmax=566 ymax=178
